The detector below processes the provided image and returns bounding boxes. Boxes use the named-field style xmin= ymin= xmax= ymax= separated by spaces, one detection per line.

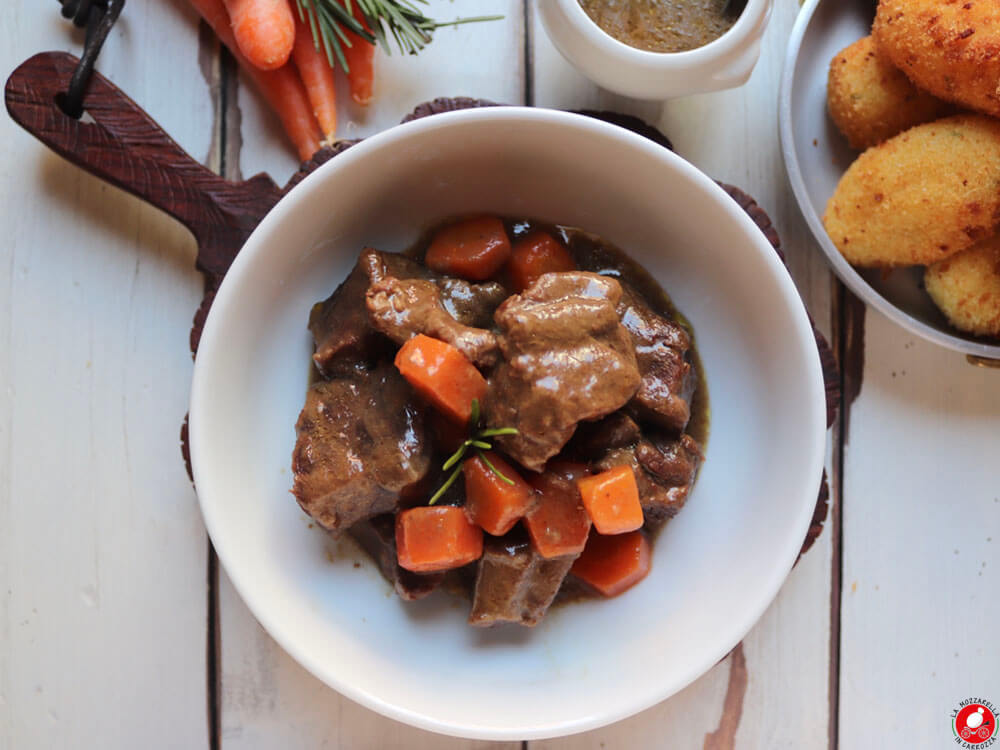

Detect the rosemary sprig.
xmin=427 ymin=399 xmax=518 ymax=505
xmin=295 ymin=0 xmax=504 ymax=73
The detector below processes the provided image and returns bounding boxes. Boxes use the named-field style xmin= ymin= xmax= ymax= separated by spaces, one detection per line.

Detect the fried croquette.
xmin=823 ymin=114 xmax=1000 ymax=268
xmin=827 ymin=36 xmax=952 ymax=150
xmin=925 ymin=235 xmax=1000 ymax=337
xmin=873 ymin=0 xmax=1000 ymax=118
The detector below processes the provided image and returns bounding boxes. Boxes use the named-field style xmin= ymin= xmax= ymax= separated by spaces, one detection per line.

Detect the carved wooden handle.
xmin=4 ymin=51 xmax=283 ymax=280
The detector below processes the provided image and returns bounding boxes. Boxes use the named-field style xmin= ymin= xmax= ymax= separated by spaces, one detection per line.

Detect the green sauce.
xmin=579 ymin=0 xmax=738 ymax=54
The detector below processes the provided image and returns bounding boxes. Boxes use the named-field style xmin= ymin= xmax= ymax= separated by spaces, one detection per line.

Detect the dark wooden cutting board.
xmin=5 ymin=51 xmax=836 ymax=558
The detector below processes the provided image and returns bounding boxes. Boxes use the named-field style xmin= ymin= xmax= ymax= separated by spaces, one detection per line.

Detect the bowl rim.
xmin=190 ymin=106 xmax=828 ymax=740
xmin=556 ymin=0 xmax=772 ymax=65
xmin=778 ymin=0 xmax=1000 ymax=360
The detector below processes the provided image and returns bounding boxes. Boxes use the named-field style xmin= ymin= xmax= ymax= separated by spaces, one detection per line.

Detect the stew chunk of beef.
xmin=365 ymin=259 xmax=499 ymax=368
xmin=596 ymin=434 xmax=701 ymax=526
xmin=617 ymin=284 xmax=696 ymax=433
xmin=469 ymin=530 xmax=574 ymax=627
xmin=292 ymin=364 xmax=431 ymax=530
xmin=310 ymin=248 xmax=506 ymax=376
xmin=485 ymin=272 xmax=642 ymax=471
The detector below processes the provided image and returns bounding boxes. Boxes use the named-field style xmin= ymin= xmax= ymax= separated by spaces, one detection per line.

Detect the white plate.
xmin=779 ymin=0 xmax=1000 ymax=360
xmin=190 ymin=108 xmax=826 ymax=740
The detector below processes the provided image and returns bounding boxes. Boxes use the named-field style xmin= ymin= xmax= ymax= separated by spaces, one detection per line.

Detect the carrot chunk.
xmin=523 ymin=467 xmax=592 ymax=559
xmin=577 ymin=466 xmax=644 ymax=535
xmin=396 ymin=506 xmax=484 ymax=573
xmin=424 ymin=216 xmax=512 ymax=281
xmin=507 ymin=230 xmax=576 ymax=292
xmin=571 ymin=531 xmax=651 ymax=597
xmin=394 ymin=334 xmax=487 ymax=424
xmin=463 ymin=452 xmax=536 ymax=536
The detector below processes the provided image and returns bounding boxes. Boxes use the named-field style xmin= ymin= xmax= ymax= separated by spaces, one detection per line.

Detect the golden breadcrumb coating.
xmin=823 ymin=114 xmax=1000 ymax=268
xmin=827 ymin=36 xmax=952 ymax=150
xmin=925 ymin=235 xmax=1000 ymax=337
xmin=873 ymin=0 xmax=1000 ymax=117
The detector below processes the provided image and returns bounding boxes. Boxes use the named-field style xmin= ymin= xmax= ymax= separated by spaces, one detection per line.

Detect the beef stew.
xmin=292 ymin=216 xmax=708 ymax=627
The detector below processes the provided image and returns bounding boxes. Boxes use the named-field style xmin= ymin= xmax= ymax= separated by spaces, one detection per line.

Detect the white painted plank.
xmin=839 ymin=315 xmax=1000 ymax=748
xmin=531 ymin=2 xmax=836 ymax=747
xmin=1 ymin=2 xmax=213 ymax=748
xmin=237 ymin=0 xmax=522 ymax=184
xmin=216 ymin=3 xmax=526 ymax=747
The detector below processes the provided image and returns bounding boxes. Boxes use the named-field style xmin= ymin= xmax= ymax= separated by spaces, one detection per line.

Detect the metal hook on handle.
xmin=57 ymin=0 xmax=125 ymax=119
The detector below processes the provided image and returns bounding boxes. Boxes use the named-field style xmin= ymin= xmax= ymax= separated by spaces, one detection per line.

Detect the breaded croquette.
xmin=823 ymin=114 xmax=1000 ymax=268
xmin=827 ymin=36 xmax=951 ymax=150
xmin=925 ymin=235 xmax=1000 ymax=337
xmin=874 ymin=0 xmax=1000 ymax=118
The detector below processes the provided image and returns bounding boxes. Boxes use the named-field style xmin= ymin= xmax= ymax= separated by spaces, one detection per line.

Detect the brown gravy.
xmin=579 ymin=0 xmax=738 ymax=54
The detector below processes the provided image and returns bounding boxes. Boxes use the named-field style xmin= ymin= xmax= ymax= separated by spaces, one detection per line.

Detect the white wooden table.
xmin=2 ymin=2 xmax=999 ymax=748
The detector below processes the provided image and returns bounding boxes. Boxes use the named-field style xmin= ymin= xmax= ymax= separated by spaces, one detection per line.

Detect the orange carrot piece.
xmin=292 ymin=14 xmax=337 ymax=141
xmin=463 ymin=452 xmax=536 ymax=536
xmin=507 ymin=231 xmax=576 ymax=292
xmin=577 ymin=466 xmax=644 ymax=535
xmin=343 ymin=4 xmax=375 ymax=105
xmin=523 ymin=467 xmax=592 ymax=559
xmin=222 ymin=0 xmax=295 ymax=70
xmin=424 ymin=216 xmax=512 ymax=281
xmin=189 ymin=0 xmax=321 ymax=160
xmin=394 ymin=334 xmax=487 ymax=424
xmin=396 ymin=506 xmax=484 ymax=572
xmin=571 ymin=530 xmax=651 ymax=597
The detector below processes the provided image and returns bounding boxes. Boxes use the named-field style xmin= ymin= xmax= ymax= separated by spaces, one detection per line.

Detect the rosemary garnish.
xmin=295 ymin=0 xmax=504 ymax=73
xmin=427 ymin=399 xmax=519 ymax=505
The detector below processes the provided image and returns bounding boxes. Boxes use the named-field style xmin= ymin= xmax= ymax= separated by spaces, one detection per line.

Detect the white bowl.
xmin=190 ymin=108 xmax=825 ymax=740
xmin=538 ymin=0 xmax=773 ymax=100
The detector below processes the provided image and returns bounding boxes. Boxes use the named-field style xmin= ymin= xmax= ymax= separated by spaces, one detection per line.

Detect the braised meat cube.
xmin=291 ymin=364 xmax=431 ymax=530
xmin=485 ymin=272 xmax=641 ymax=471
xmin=435 ymin=277 xmax=507 ymax=329
xmin=595 ymin=434 xmax=702 ymax=526
xmin=617 ymin=283 xmax=696 ymax=433
xmin=366 ymin=274 xmax=499 ymax=368
xmin=309 ymin=249 xmax=429 ymax=377
xmin=469 ymin=530 xmax=575 ymax=627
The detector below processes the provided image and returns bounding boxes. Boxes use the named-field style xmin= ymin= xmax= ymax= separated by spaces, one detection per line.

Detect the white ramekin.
xmin=538 ymin=0 xmax=774 ymax=100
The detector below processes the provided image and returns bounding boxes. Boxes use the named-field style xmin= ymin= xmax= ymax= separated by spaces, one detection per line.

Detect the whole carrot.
xmin=222 ymin=0 xmax=295 ymax=70
xmin=343 ymin=3 xmax=375 ymax=105
xmin=188 ymin=0 xmax=322 ymax=160
xmin=292 ymin=13 xmax=337 ymax=141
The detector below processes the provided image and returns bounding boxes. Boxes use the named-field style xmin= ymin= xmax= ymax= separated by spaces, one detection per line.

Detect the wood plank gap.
xmin=207 ymin=539 xmax=221 ymax=750
xmin=522 ymin=0 xmax=534 ymax=106
xmin=826 ymin=279 xmax=851 ymax=750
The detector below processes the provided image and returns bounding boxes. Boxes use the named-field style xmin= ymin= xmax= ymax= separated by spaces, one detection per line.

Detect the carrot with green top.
xmin=571 ymin=530 xmax=651 ymax=597
xmin=223 ymin=0 xmax=296 ymax=70
xmin=189 ymin=0 xmax=322 ymax=160
xmin=343 ymin=2 xmax=375 ymax=105
xmin=396 ymin=506 xmax=484 ymax=572
xmin=463 ymin=452 xmax=535 ymax=536
xmin=577 ymin=465 xmax=644 ymax=535
xmin=292 ymin=13 xmax=337 ymax=141
xmin=394 ymin=334 xmax=487 ymax=424
xmin=425 ymin=216 xmax=512 ymax=281
xmin=507 ymin=230 xmax=576 ymax=291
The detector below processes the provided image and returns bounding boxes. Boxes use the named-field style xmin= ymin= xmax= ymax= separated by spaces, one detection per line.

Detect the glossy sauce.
xmin=579 ymin=0 xmax=738 ymax=54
